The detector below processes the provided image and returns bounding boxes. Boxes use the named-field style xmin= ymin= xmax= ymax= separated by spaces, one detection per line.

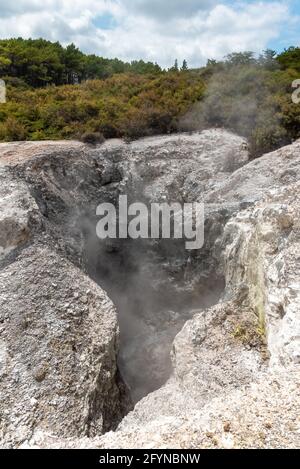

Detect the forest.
xmin=0 ymin=38 xmax=300 ymax=157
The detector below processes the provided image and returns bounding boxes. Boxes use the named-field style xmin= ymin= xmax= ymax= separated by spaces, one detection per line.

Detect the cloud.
xmin=122 ymin=0 xmax=218 ymax=19
xmin=0 ymin=0 xmax=47 ymax=18
xmin=0 ymin=1 xmax=297 ymax=68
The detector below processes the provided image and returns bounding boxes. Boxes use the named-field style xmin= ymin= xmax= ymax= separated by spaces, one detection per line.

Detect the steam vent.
xmin=0 ymin=130 xmax=299 ymax=448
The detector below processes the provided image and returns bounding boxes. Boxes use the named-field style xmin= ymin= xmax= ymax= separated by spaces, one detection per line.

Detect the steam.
xmin=179 ymin=63 xmax=288 ymax=157
xmin=81 ymin=213 xmax=224 ymax=403
xmin=30 ymin=143 xmax=225 ymax=405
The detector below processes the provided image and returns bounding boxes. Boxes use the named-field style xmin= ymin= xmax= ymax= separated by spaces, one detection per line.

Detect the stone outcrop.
xmin=0 ymin=244 xmax=129 ymax=447
xmin=223 ymin=182 xmax=300 ymax=369
xmin=0 ymin=130 xmax=299 ymax=448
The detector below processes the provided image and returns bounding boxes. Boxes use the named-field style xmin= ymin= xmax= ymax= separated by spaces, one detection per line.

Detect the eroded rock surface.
xmin=0 ymin=245 xmax=129 ymax=447
xmin=0 ymin=130 xmax=299 ymax=448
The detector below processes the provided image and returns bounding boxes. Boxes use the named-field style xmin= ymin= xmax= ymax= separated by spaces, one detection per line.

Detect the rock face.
xmin=0 ymin=246 xmax=128 ymax=447
xmin=223 ymin=182 xmax=300 ymax=369
xmin=0 ymin=144 xmax=131 ymax=448
xmin=0 ymin=166 xmax=38 ymax=259
xmin=0 ymin=130 xmax=299 ymax=448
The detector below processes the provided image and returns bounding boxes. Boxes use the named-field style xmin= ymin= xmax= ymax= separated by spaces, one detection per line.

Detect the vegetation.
xmin=0 ymin=38 xmax=300 ymax=157
xmin=80 ymin=131 xmax=106 ymax=145
xmin=0 ymin=71 xmax=205 ymax=141
xmin=180 ymin=50 xmax=300 ymax=156
xmin=232 ymin=317 xmax=268 ymax=360
xmin=0 ymin=38 xmax=162 ymax=87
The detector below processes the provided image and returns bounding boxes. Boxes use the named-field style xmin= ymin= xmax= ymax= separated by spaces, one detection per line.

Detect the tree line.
xmin=0 ymin=38 xmax=299 ymax=158
xmin=0 ymin=38 xmax=164 ymax=87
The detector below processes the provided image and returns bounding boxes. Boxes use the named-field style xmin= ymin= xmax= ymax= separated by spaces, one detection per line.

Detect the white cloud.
xmin=0 ymin=0 xmax=53 ymax=17
xmin=121 ymin=0 xmax=218 ymax=19
xmin=0 ymin=1 xmax=296 ymax=67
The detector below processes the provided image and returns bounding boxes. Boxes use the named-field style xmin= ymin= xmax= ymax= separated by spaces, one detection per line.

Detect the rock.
xmin=0 ymin=130 xmax=299 ymax=448
xmin=0 ymin=167 xmax=39 ymax=261
xmin=222 ymin=182 xmax=300 ymax=368
xmin=19 ymin=368 xmax=300 ymax=449
xmin=0 ymin=245 xmax=128 ymax=447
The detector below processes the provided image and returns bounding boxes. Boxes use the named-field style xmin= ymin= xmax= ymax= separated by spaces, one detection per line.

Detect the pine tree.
xmin=181 ymin=59 xmax=188 ymax=71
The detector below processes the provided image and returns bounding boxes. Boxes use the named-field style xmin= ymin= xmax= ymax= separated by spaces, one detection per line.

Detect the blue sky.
xmin=271 ymin=0 xmax=300 ymax=50
xmin=0 ymin=1 xmax=299 ymax=67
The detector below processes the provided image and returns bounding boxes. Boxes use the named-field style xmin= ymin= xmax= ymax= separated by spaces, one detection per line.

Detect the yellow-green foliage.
xmin=232 ymin=320 xmax=267 ymax=351
xmin=0 ymin=72 xmax=205 ymax=141
xmin=0 ymin=43 xmax=300 ymax=157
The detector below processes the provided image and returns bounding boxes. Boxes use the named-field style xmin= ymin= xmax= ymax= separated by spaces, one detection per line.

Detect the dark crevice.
xmin=14 ymin=151 xmax=226 ymax=410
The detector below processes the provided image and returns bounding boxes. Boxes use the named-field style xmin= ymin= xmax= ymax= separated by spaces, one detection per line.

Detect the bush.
xmin=80 ymin=131 xmax=105 ymax=145
xmin=0 ymin=72 xmax=205 ymax=143
xmin=0 ymin=117 xmax=27 ymax=141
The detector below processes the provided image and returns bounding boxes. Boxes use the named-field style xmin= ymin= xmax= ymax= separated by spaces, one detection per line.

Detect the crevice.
xmin=11 ymin=142 xmax=229 ymax=419
xmin=78 ymin=215 xmax=226 ymax=403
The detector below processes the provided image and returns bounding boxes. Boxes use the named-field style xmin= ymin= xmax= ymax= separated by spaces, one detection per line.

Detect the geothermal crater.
xmin=0 ymin=130 xmax=299 ymax=448
xmin=19 ymin=132 xmax=230 ymax=403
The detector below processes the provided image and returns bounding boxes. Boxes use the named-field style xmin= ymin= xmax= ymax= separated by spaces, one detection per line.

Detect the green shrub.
xmin=0 ymin=117 xmax=27 ymax=141
xmin=80 ymin=131 xmax=105 ymax=145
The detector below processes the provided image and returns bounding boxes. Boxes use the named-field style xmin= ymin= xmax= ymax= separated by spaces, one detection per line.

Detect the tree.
xmin=169 ymin=59 xmax=179 ymax=72
xmin=277 ymin=47 xmax=300 ymax=72
xmin=181 ymin=59 xmax=188 ymax=71
xmin=225 ymin=51 xmax=255 ymax=67
xmin=206 ymin=59 xmax=218 ymax=67
xmin=258 ymin=49 xmax=278 ymax=70
xmin=0 ymin=38 xmax=165 ymax=86
xmin=130 ymin=60 xmax=161 ymax=75
xmin=63 ymin=43 xmax=84 ymax=84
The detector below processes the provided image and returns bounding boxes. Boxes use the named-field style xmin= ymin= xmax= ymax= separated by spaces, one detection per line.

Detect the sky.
xmin=0 ymin=0 xmax=299 ymax=68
